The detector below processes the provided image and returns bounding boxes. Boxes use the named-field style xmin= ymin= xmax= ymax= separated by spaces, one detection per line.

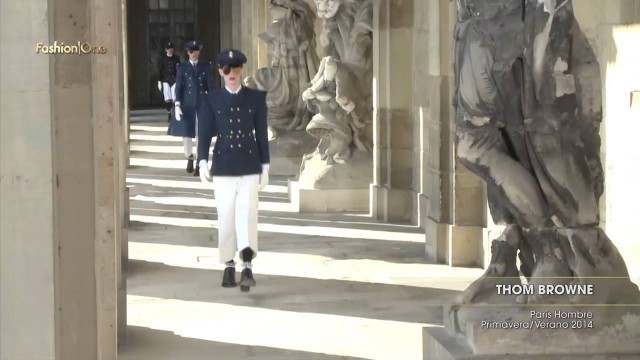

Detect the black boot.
xmin=239 ymin=247 xmax=256 ymax=292
xmin=222 ymin=267 xmax=237 ymax=288
xmin=194 ymin=161 xmax=200 ymax=176
xmin=166 ymin=101 xmax=173 ymax=122
xmin=186 ymin=155 xmax=194 ymax=174
xmin=239 ymin=268 xmax=256 ymax=292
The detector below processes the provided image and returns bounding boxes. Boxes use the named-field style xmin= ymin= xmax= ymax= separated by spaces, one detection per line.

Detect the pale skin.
xmin=219 ymin=66 xmax=244 ymax=92
xmin=188 ymin=49 xmax=200 ymax=62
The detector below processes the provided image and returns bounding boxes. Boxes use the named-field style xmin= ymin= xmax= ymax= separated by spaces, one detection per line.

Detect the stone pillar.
xmin=117 ymin=0 xmax=129 ymax=345
xmin=371 ymin=0 xmax=415 ymax=222
xmin=225 ymin=0 xmax=270 ymax=75
xmin=0 ymin=0 xmax=123 ymax=358
xmin=254 ymin=0 xmax=270 ymax=68
xmin=415 ymin=0 xmax=486 ymax=267
xmin=219 ymin=0 xmax=239 ymax=51
xmin=416 ymin=0 xmax=454 ymax=263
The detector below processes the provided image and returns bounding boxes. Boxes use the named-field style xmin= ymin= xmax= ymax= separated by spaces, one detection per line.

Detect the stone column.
xmin=254 ymin=0 xmax=270 ymax=68
xmin=117 ymin=0 xmax=130 ymax=345
xmin=91 ymin=0 xmax=125 ymax=353
xmin=219 ymin=0 xmax=237 ymax=51
xmin=416 ymin=0 xmax=453 ymax=263
xmin=415 ymin=0 xmax=486 ymax=266
xmin=0 ymin=0 xmax=123 ymax=357
xmin=371 ymin=0 xmax=415 ymax=222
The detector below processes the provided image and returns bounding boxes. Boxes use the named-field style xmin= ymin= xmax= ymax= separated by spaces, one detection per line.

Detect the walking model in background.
xmin=157 ymin=41 xmax=180 ymax=122
xmin=169 ymin=40 xmax=214 ymax=176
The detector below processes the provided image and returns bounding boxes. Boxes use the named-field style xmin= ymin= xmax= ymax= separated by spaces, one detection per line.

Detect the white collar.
xmin=190 ymin=60 xmax=198 ymax=65
xmin=225 ymin=85 xmax=242 ymax=95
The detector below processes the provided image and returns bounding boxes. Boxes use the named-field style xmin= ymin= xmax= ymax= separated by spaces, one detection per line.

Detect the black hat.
xmin=217 ymin=49 xmax=247 ymax=68
xmin=185 ymin=40 xmax=203 ymax=52
xmin=165 ymin=42 xmax=175 ymax=49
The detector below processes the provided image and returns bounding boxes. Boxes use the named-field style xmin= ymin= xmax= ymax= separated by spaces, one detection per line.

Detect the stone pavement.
xmin=118 ymin=110 xmax=484 ymax=360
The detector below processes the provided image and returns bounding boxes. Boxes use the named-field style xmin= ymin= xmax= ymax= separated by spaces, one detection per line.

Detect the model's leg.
xmin=236 ymin=174 xmax=260 ymax=291
xmin=162 ymin=82 xmax=172 ymax=121
xmin=183 ymin=137 xmax=194 ymax=173
xmin=193 ymin=113 xmax=200 ymax=177
xmin=214 ymin=176 xmax=239 ymax=287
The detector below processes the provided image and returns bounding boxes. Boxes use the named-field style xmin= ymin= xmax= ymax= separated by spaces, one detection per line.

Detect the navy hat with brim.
xmin=217 ymin=49 xmax=247 ymax=67
xmin=165 ymin=42 xmax=175 ymax=49
xmin=185 ymin=40 xmax=203 ymax=51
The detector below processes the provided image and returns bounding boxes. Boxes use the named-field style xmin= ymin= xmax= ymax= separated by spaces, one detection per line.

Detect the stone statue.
xmin=450 ymin=0 xmax=639 ymax=309
xmin=301 ymin=0 xmax=373 ymax=165
xmin=244 ymin=0 xmax=320 ymax=138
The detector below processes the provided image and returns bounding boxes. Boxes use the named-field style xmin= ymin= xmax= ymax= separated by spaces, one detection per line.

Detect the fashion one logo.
xmin=35 ymin=41 xmax=108 ymax=55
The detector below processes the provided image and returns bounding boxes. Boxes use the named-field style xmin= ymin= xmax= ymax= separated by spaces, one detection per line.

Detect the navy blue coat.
xmin=168 ymin=61 xmax=214 ymax=138
xmin=197 ymin=87 xmax=270 ymax=176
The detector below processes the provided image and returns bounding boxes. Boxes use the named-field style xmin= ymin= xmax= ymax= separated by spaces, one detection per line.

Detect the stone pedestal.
xmin=268 ymin=130 xmax=319 ymax=176
xmin=289 ymin=180 xmax=370 ymax=212
xmin=288 ymin=149 xmax=372 ymax=212
xmin=423 ymin=303 xmax=640 ymax=359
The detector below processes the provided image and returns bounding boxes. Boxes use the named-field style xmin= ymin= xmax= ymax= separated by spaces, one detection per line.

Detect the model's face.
xmin=219 ymin=66 xmax=244 ymax=88
xmin=314 ymin=0 xmax=340 ymax=18
xmin=166 ymin=48 xmax=174 ymax=55
xmin=188 ymin=50 xmax=200 ymax=61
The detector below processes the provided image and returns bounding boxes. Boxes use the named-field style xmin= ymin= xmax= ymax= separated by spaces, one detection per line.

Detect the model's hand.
xmin=175 ymin=104 xmax=182 ymax=121
xmin=259 ymin=164 xmax=269 ymax=190
xmin=157 ymin=81 xmax=162 ymax=91
xmin=199 ymin=160 xmax=212 ymax=183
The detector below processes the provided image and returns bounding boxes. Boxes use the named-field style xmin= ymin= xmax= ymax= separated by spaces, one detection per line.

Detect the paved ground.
xmin=118 ymin=110 xmax=483 ymax=360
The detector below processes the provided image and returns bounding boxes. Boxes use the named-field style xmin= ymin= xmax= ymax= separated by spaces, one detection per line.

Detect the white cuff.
xmin=199 ymin=160 xmax=208 ymax=168
xmin=175 ymin=102 xmax=181 ymax=107
xmin=262 ymin=164 xmax=270 ymax=173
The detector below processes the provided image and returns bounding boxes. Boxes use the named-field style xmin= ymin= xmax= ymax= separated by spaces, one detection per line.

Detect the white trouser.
xmin=214 ymin=174 xmax=259 ymax=263
xmin=162 ymin=82 xmax=176 ymax=102
xmin=182 ymin=114 xmax=198 ymax=158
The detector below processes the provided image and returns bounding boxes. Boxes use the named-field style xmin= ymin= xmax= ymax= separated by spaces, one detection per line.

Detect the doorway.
xmin=127 ymin=0 xmax=220 ymax=109
xmin=146 ymin=0 xmax=197 ymax=106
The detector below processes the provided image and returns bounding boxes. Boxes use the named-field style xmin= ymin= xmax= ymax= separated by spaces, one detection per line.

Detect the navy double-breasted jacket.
xmin=157 ymin=53 xmax=180 ymax=85
xmin=168 ymin=61 xmax=214 ymax=138
xmin=197 ymin=87 xmax=270 ymax=176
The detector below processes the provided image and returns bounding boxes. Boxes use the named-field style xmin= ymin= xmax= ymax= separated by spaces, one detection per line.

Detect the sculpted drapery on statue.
xmin=450 ymin=0 xmax=640 ymax=309
xmin=302 ymin=0 xmax=373 ymax=164
xmin=244 ymin=0 xmax=320 ymax=137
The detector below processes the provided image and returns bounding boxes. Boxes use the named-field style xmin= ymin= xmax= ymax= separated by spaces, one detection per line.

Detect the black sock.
xmin=241 ymin=247 xmax=254 ymax=263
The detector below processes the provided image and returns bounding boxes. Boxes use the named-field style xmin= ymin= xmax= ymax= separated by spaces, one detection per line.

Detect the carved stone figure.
xmin=450 ymin=0 xmax=640 ymax=309
xmin=301 ymin=0 xmax=373 ymax=165
xmin=244 ymin=0 xmax=320 ymax=137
